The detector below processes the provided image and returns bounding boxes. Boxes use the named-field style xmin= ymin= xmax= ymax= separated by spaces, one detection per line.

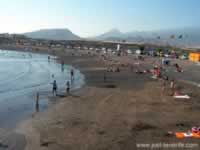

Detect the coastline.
xmin=0 ymin=46 xmax=199 ymax=150
xmin=0 ymin=48 xmax=85 ymax=150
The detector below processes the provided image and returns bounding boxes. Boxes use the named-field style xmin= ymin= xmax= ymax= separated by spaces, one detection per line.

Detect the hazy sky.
xmin=0 ymin=0 xmax=199 ymax=37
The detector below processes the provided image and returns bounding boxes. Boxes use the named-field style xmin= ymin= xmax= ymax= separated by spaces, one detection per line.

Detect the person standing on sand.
xmin=66 ymin=81 xmax=70 ymax=94
xmin=170 ymin=79 xmax=175 ymax=95
xmin=52 ymin=80 xmax=57 ymax=96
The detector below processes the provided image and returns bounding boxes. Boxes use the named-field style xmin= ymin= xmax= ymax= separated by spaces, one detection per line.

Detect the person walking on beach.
xmin=61 ymin=60 xmax=65 ymax=72
xmin=70 ymin=68 xmax=74 ymax=81
xmin=48 ymin=56 xmax=50 ymax=62
xmin=52 ymin=80 xmax=57 ymax=96
xmin=35 ymin=92 xmax=40 ymax=112
xmin=66 ymin=81 xmax=70 ymax=94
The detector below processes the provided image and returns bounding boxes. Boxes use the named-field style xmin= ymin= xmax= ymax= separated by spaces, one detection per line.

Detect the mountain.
xmin=95 ymin=29 xmax=125 ymax=40
xmin=24 ymin=29 xmax=81 ymax=41
xmin=94 ymin=27 xmax=200 ymax=48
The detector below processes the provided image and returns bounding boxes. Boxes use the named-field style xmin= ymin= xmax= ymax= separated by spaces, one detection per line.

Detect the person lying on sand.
xmin=107 ymin=67 xmax=120 ymax=72
xmin=167 ymin=127 xmax=200 ymax=139
xmin=173 ymin=91 xmax=190 ymax=99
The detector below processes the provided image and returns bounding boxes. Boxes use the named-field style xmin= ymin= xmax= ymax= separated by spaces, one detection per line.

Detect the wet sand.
xmin=13 ymin=50 xmax=200 ymax=150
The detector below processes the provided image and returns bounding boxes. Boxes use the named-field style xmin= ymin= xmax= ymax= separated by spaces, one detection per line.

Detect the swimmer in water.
xmin=48 ymin=56 xmax=50 ymax=62
xmin=61 ymin=61 xmax=65 ymax=72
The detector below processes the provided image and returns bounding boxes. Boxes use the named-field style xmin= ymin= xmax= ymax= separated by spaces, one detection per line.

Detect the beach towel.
xmin=175 ymin=132 xmax=200 ymax=139
xmin=134 ymin=62 xmax=140 ymax=65
xmin=173 ymin=95 xmax=190 ymax=99
xmin=151 ymin=75 xmax=158 ymax=79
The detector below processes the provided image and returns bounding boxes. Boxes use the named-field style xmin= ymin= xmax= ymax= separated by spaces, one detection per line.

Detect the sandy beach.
xmin=3 ymin=48 xmax=196 ymax=150
xmin=0 ymin=0 xmax=200 ymax=149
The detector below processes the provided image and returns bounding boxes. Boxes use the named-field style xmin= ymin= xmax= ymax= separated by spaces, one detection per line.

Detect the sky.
xmin=0 ymin=0 xmax=200 ymax=37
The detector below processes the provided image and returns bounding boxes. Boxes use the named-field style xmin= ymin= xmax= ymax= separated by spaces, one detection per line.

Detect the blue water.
xmin=0 ymin=50 xmax=84 ymax=129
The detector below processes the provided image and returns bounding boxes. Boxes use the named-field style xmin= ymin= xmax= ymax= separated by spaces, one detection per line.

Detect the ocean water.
xmin=0 ymin=50 xmax=84 ymax=129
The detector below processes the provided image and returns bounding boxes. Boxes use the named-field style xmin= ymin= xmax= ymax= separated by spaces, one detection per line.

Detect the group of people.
xmin=160 ymin=69 xmax=189 ymax=98
xmin=35 ymin=68 xmax=74 ymax=113
xmin=52 ymin=68 xmax=75 ymax=96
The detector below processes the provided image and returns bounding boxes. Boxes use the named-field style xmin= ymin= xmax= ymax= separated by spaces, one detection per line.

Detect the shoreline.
xmin=14 ymin=49 xmax=109 ymax=150
xmin=0 ymin=48 xmax=86 ymax=150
